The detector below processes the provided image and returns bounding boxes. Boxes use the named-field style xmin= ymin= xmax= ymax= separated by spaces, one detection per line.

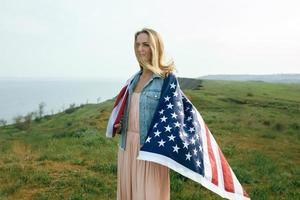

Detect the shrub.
xmin=290 ymin=123 xmax=299 ymax=130
xmin=0 ymin=119 xmax=7 ymax=127
xmin=44 ymin=114 xmax=52 ymax=120
xmin=262 ymin=120 xmax=271 ymax=126
xmin=247 ymin=92 xmax=254 ymax=97
xmin=38 ymin=102 xmax=46 ymax=118
xmin=274 ymin=122 xmax=284 ymax=131
xmin=66 ymin=121 xmax=73 ymax=127
xmin=13 ymin=114 xmax=33 ymax=131
xmin=23 ymin=112 xmax=34 ymax=130
xmin=261 ymin=132 xmax=277 ymax=139
xmin=52 ymin=128 xmax=98 ymax=139
xmin=64 ymin=103 xmax=77 ymax=114
xmin=72 ymin=128 xmax=97 ymax=138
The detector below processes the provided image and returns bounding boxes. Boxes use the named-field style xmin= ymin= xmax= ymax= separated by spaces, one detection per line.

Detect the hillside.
xmin=0 ymin=79 xmax=299 ymax=200
xmin=200 ymin=74 xmax=300 ymax=83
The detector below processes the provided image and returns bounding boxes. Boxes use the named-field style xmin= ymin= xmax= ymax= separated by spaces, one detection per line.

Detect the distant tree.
xmin=97 ymin=97 xmax=102 ymax=103
xmin=13 ymin=112 xmax=33 ymax=131
xmin=65 ymin=103 xmax=77 ymax=114
xmin=13 ymin=115 xmax=24 ymax=130
xmin=31 ymin=111 xmax=38 ymax=120
xmin=38 ymin=102 xmax=46 ymax=118
xmin=13 ymin=115 xmax=23 ymax=124
xmin=23 ymin=112 xmax=34 ymax=130
xmin=0 ymin=119 xmax=7 ymax=127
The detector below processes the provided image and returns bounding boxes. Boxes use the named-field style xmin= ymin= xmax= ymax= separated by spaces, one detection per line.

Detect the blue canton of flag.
xmin=139 ymin=79 xmax=204 ymax=175
xmin=137 ymin=74 xmax=250 ymax=200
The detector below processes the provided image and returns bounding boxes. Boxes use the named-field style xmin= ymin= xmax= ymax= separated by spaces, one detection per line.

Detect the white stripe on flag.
xmin=196 ymin=110 xmax=212 ymax=182
xmin=209 ymin=128 xmax=225 ymax=190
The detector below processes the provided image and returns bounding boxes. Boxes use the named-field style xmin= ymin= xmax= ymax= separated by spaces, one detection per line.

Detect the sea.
xmin=0 ymin=78 xmax=125 ymax=124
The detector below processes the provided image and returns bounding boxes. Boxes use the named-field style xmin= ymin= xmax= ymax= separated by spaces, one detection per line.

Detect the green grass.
xmin=0 ymin=80 xmax=299 ymax=199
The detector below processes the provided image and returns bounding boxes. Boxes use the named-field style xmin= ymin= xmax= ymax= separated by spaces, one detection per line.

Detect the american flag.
xmin=107 ymin=73 xmax=250 ymax=200
xmin=106 ymin=72 xmax=137 ymax=138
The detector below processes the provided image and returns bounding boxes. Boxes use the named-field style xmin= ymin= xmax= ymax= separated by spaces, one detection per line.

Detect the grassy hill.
xmin=0 ymin=79 xmax=299 ymax=200
xmin=199 ymin=74 xmax=300 ymax=83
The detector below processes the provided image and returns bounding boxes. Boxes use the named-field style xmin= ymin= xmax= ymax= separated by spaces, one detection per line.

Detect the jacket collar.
xmin=138 ymin=69 xmax=161 ymax=80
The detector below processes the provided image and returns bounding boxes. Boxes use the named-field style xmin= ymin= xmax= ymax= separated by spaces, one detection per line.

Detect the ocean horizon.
xmin=0 ymin=78 xmax=125 ymax=124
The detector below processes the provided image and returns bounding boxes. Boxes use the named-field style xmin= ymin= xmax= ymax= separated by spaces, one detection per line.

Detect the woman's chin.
xmin=140 ymin=58 xmax=150 ymax=63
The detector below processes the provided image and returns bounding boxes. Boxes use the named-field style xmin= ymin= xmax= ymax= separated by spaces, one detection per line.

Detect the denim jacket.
xmin=118 ymin=70 xmax=164 ymax=151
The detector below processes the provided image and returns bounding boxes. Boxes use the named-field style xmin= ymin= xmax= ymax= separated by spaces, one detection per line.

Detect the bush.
xmin=64 ymin=103 xmax=77 ymax=114
xmin=290 ymin=123 xmax=299 ymax=130
xmin=72 ymin=128 xmax=97 ymax=138
xmin=0 ymin=119 xmax=7 ymax=127
xmin=261 ymin=132 xmax=277 ymax=139
xmin=44 ymin=115 xmax=52 ymax=120
xmin=247 ymin=92 xmax=254 ymax=97
xmin=38 ymin=102 xmax=46 ymax=118
xmin=274 ymin=122 xmax=284 ymax=131
xmin=66 ymin=121 xmax=73 ymax=127
xmin=13 ymin=114 xmax=33 ymax=131
xmin=52 ymin=128 xmax=98 ymax=139
xmin=262 ymin=120 xmax=270 ymax=126
xmin=13 ymin=115 xmax=28 ymax=130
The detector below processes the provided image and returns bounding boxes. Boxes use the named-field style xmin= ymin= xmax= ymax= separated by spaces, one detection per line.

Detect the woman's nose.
xmin=138 ymin=46 xmax=143 ymax=52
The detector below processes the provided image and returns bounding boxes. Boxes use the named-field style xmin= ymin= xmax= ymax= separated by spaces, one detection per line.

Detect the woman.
xmin=108 ymin=28 xmax=251 ymax=200
xmin=115 ymin=28 xmax=175 ymax=200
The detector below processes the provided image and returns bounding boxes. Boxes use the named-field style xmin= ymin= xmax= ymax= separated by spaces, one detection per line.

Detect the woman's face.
xmin=135 ymin=33 xmax=152 ymax=63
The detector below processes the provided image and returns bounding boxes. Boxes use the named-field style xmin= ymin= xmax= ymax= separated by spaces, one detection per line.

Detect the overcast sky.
xmin=0 ymin=0 xmax=299 ymax=80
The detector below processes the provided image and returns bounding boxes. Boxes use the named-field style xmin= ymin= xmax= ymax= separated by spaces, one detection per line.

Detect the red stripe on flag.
xmin=113 ymin=85 xmax=128 ymax=108
xmin=112 ymin=90 xmax=129 ymax=136
xmin=205 ymin=125 xmax=218 ymax=186
xmin=218 ymin=147 xmax=235 ymax=193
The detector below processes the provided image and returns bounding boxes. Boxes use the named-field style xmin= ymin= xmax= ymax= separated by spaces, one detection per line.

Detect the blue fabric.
xmin=118 ymin=70 xmax=164 ymax=150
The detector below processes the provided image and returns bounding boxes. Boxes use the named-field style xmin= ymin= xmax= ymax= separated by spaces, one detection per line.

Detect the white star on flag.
xmin=193 ymin=148 xmax=198 ymax=155
xmin=160 ymin=116 xmax=167 ymax=122
xmin=171 ymin=112 xmax=178 ymax=119
xmin=185 ymin=152 xmax=192 ymax=160
xmin=164 ymin=96 xmax=170 ymax=102
xmin=167 ymin=103 xmax=174 ymax=109
xmin=164 ymin=125 xmax=172 ymax=132
xmin=146 ymin=137 xmax=151 ymax=143
xmin=174 ymin=121 xmax=180 ymax=127
xmin=158 ymin=139 xmax=166 ymax=147
xmin=190 ymin=137 xmax=196 ymax=145
xmin=168 ymin=134 xmax=176 ymax=141
xmin=196 ymin=160 xmax=201 ymax=167
xmin=172 ymin=145 xmax=180 ymax=153
xmin=170 ymin=82 xmax=176 ymax=89
xmin=154 ymin=130 xmax=161 ymax=137
xmin=183 ymin=141 xmax=189 ymax=149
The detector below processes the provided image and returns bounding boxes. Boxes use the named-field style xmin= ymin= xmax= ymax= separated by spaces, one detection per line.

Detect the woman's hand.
xmin=114 ymin=123 xmax=121 ymax=133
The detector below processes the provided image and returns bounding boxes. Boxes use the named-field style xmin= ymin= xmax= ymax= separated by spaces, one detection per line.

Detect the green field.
xmin=0 ymin=80 xmax=299 ymax=200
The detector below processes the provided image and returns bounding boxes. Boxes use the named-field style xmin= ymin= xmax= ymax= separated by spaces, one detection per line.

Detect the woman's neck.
xmin=141 ymin=68 xmax=153 ymax=78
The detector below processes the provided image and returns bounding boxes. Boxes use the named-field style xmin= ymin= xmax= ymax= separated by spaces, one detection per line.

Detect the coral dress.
xmin=117 ymin=92 xmax=170 ymax=200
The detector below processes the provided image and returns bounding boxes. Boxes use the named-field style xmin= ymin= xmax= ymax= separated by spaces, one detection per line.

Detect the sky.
xmin=0 ymin=0 xmax=299 ymax=80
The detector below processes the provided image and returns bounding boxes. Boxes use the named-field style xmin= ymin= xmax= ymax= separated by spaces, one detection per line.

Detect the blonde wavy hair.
xmin=134 ymin=28 xmax=175 ymax=77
